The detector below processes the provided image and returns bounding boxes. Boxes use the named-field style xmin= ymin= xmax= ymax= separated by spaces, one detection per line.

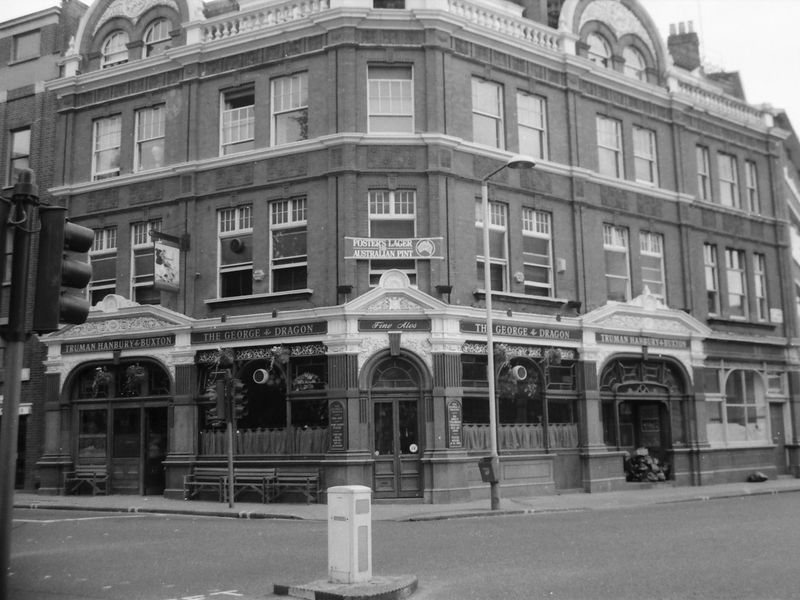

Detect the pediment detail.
xmin=344 ymin=270 xmax=447 ymax=315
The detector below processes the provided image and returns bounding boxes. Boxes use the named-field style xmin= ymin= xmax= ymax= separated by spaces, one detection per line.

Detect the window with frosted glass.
xmin=368 ymin=66 xmax=413 ymax=133
xmin=92 ymin=116 xmax=121 ymax=180
xmin=272 ymin=73 xmax=308 ymax=145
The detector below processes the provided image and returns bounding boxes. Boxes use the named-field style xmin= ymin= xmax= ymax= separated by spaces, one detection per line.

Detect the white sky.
xmin=2 ymin=0 xmax=799 ymax=126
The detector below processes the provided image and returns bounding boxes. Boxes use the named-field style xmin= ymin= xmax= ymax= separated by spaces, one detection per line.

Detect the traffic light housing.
xmin=230 ymin=378 xmax=247 ymax=420
xmin=33 ymin=206 xmax=94 ymax=334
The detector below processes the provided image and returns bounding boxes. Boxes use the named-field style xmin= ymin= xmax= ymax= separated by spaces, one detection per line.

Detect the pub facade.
xmin=29 ymin=0 xmax=799 ymax=501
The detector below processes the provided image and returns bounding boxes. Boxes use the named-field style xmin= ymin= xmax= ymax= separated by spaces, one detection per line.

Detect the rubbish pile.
xmin=624 ymin=447 xmax=669 ymax=482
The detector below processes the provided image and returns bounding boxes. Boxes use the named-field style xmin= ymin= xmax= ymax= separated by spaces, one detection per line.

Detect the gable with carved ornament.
xmin=365 ymin=295 xmax=426 ymax=313
xmin=598 ymin=315 xmax=693 ymax=337
xmin=61 ymin=316 xmax=179 ymax=337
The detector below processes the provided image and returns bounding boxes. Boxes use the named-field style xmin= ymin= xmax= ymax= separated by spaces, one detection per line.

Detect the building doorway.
xmin=369 ymin=356 xmax=424 ymax=499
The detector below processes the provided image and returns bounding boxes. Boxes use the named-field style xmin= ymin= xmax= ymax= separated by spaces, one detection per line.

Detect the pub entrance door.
xmin=369 ymin=355 xmax=425 ymax=499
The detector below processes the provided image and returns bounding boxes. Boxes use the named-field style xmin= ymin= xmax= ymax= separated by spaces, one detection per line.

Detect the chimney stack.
xmin=667 ymin=21 xmax=701 ymax=71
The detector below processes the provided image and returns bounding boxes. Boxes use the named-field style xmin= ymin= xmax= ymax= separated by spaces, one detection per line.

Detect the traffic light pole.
xmin=0 ymin=170 xmax=38 ymax=600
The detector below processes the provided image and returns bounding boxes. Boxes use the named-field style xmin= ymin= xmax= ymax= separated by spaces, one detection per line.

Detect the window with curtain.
xmin=92 ymin=116 xmax=121 ymax=181
xmin=476 ymin=200 xmax=508 ymax=292
xmin=270 ymin=198 xmax=308 ymax=292
xmin=135 ymin=105 xmax=165 ymax=171
xmin=218 ymin=206 xmax=253 ymax=297
xmin=368 ymin=66 xmax=413 ymax=133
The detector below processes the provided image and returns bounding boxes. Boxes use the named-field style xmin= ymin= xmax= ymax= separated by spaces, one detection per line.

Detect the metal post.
xmin=0 ymin=169 xmax=38 ymax=600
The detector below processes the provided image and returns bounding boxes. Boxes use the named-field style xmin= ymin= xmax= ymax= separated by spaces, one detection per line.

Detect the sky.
xmin=1 ymin=0 xmax=798 ymax=126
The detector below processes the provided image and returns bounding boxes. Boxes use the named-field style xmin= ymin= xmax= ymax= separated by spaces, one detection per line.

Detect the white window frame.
xmin=639 ymin=231 xmax=665 ymax=298
xmin=753 ymin=253 xmax=768 ymax=322
xmin=603 ymin=224 xmax=631 ymax=302
xmin=597 ymin=116 xmax=623 ymax=178
xmin=718 ymin=153 xmax=740 ymax=209
xmin=92 ymin=116 xmax=122 ymax=181
xmin=522 ymin=208 xmax=553 ymax=297
xmin=367 ymin=66 xmax=414 ymax=133
xmin=704 ymin=243 xmax=720 ymax=316
xmin=369 ymin=190 xmax=417 ymax=285
xmin=587 ymin=33 xmax=611 ymax=68
xmin=89 ymin=226 xmax=118 ymax=303
xmin=218 ymin=206 xmax=253 ymax=298
xmin=143 ymin=19 xmax=171 ymax=57
xmin=269 ymin=197 xmax=308 ymax=292
xmin=472 ymin=78 xmax=504 ymax=149
xmin=220 ymin=88 xmax=255 ymax=155
xmin=130 ymin=219 xmax=161 ymax=303
xmin=516 ymin=91 xmax=548 ymax=160
xmin=476 ymin=200 xmax=509 ymax=292
xmin=622 ymin=46 xmax=646 ymax=81
xmin=633 ymin=126 xmax=658 ymax=185
xmin=697 ymin=145 xmax=712 ymax=202
xmin=725 ymin=248 xmax=748 ymax=319
xmin=745 ymin=160 xmax=760 ymax=213
xmin=271 ymin=72 xmax=309 ymax=145
xmin=101 ymin=31 xmax=129 ymax=68
xmin=134 ymin=105 xmax=166 ymax=172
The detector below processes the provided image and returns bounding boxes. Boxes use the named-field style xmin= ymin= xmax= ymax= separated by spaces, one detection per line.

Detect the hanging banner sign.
xmin=344 ymin=237 xmax=444 ymax=260
xmin=153 ymin=237 xmax=181 ymax=292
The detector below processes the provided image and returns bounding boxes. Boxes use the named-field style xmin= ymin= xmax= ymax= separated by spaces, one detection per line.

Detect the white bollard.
xmin=327 ymin=485 xmax=372 ymax=584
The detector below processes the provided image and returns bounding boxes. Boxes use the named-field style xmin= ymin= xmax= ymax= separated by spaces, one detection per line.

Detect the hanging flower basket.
xmin=292 ymin=372 xmax=321 ymax=391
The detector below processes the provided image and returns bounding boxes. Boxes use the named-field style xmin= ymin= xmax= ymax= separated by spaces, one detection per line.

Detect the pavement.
xmin=13 ymin=477 xmax=800 ymax=600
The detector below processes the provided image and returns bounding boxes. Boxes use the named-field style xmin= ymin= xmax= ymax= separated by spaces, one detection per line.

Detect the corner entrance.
xmin=369 ymin=356 xmax=424 ymax=499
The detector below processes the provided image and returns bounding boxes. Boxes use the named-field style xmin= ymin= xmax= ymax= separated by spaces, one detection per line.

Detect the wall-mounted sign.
xmin=447 ymin=400 xmax=462 ymax=449
xmin=344 ymin=237 xmax=444 ymax=260
xmin=329 ymin=400 xmax=346 ymax=451
xmin=358 ymin=319 xmax=431 ymax=332
xmin=597 ymin=332 xmax=688 ymax=349
xmin=191 ymin=321 xmax=327 ymax=344
xmin=62 ymin=334 xmax=175 ymax=354
xmin=460 ymin=320 xmax=581 ymax=341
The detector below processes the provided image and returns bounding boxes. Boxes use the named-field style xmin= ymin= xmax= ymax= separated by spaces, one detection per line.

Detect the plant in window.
xmin=91 ymin=366 xmax=113 ymax=398
xmin=292 ymin=372 xmax=322 ymax=391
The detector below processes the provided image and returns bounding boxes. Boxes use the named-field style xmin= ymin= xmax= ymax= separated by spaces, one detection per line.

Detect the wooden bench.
xmin=183 ymin=467 xmax=227 ymax=502
xmin=63 ymin=465 xmax=108 ymax=496
xmin=231 ymin=467 xmax=277 ymax=503
xmin=273 ymin=468 xmax=321 ymax=504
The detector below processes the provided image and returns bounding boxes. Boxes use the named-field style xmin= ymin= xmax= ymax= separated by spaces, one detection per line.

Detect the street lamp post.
xmin=481 ymin=154 xmax=535 ymax=510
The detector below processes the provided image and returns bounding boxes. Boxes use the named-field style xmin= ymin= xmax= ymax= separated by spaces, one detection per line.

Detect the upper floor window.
xmin=272 ymin=72 xmax=308 ymax=145
xmin=745 ymin=160 xmax=760 ymax=213
xmin=92 ymin=116 xmax=121 ymax=181
xmin=131 ymin=219 xmax=161 ymax=305
xmin=603 ymin=224 xmax=630 ymax=302
xmin=13 ymin=30 xmax=40 ymax=61
xmin=7 ymin=128 xmax=30 ymax=186
xmin=622 ymin=46 xmax=646 ymax=81
xmin=101 ymin=31 xmax=129 ymax=68
xmin=472 ymin=78 xmax=504 ymax=149
xmin=218 ymin=206 xmax=253 ymax=298
xmin=633 ymin=126 xmax=658 ymax=185
xmin=753 ymin=253 xmax=767 ymax=321
xmin=639 ymin=232 xmax=665 ymax=298
xmin=368 ymin=66 xmax=413 ymax=133
xmin=725 ymin=248 xmax=748 ymax=319
xmin=270 ymin=198 xmax=308 ymax=292
xmin=718 ymin=153 xmax=740 ymax=209
xmin=597 ymin=116 xmax=623 ymax=178
xmin=696 ymin=146 xmax=712 ymax=202
xmin=90 ymin=226 xmax=118 ymax=305
xmin=220 ymin=87 xmax=255 ymax=155
xmin=522 ymin=208 xmax=553 ymax=297
xmin=704 ymin=243 xmax=720 ymax=315
xmin=373 ymin=0 xmax=405 ymax=6
xmin=135 ymin=106 xmax=165 ymax=171
xmin=476 ymin=200 xmax=508 ymax=292
xmin=517 ymin=92 xmax=548 ymax=160
xmin=369 ymin=190 xmax=416 ymax=285
xmin=143 ymin=19 xmax=171 ymax=57
xmin=587 ymin=33 xmax=611 ymax=68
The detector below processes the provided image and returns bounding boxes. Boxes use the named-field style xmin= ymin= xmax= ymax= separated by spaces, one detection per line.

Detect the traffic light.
xmin=230 ymin=378 xmax=247 ymax=420
xmin=33 ymin=206 xmax=94 ymax=334
xmin=201 ymin=379 xmax=228 ymax=425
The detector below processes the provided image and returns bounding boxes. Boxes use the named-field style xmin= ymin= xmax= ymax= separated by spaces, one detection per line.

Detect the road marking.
xmin=163 ymin=591 xmax=245 ymax=600
xmin=14 ymin=514 xmax=148 ymax=523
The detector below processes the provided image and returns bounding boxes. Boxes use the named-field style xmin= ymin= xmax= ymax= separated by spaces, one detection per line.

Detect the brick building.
xmin=0 ymin=0 xmax=86 ymax=490
xmin=18 ymin=0 xmax=800 ymax=501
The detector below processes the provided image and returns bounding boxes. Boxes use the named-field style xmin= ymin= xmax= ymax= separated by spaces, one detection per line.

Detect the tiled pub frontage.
xmin=33 ymin=272 xmax=795 ymax=503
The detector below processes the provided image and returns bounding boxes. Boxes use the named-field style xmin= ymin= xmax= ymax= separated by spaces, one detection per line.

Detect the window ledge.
xmin=205 ymin=289 xmax=313 ymax=306
xmin=707 ymin=316 xmax=776 ymax=331
xmin=473 ymin=289 xmax=569 ymax=308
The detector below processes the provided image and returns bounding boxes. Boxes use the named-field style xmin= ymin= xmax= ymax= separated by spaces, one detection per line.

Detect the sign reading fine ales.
xmin=344 ymin=237 xmax=444 ymax=260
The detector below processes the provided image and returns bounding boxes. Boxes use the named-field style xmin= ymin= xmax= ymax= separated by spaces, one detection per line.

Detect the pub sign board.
xmin=460 ymin=320 xmax=581 ymax=342
xmin=358 ymin=319 xmax=431 ymax=332
xmin=191 ymin=321 xmax=327 ymax=344
xmin=344 ymin=237 xmax=444 ymax=260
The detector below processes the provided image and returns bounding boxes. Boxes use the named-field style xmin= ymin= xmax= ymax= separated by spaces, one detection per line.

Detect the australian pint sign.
xmin=344 ymin=237 xmax=443 ymax=260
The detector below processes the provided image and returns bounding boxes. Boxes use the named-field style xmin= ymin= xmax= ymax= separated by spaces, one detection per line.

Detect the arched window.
xmin=143 ymin=19 xmax=171 ymax=57
xmin=372 ymin=357 xmax=421 ymax=388
xmin=101 ymin=31 xmax=129 ymax=68
xmin=587 ymin=33 xmax=611 ymax=68
xmin=623 ymin=46 xmax=647 ymax=81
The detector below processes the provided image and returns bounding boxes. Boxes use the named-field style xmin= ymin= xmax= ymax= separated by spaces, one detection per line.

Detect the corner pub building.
xmin=31 ymin=0 xmax=799 ymax=502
